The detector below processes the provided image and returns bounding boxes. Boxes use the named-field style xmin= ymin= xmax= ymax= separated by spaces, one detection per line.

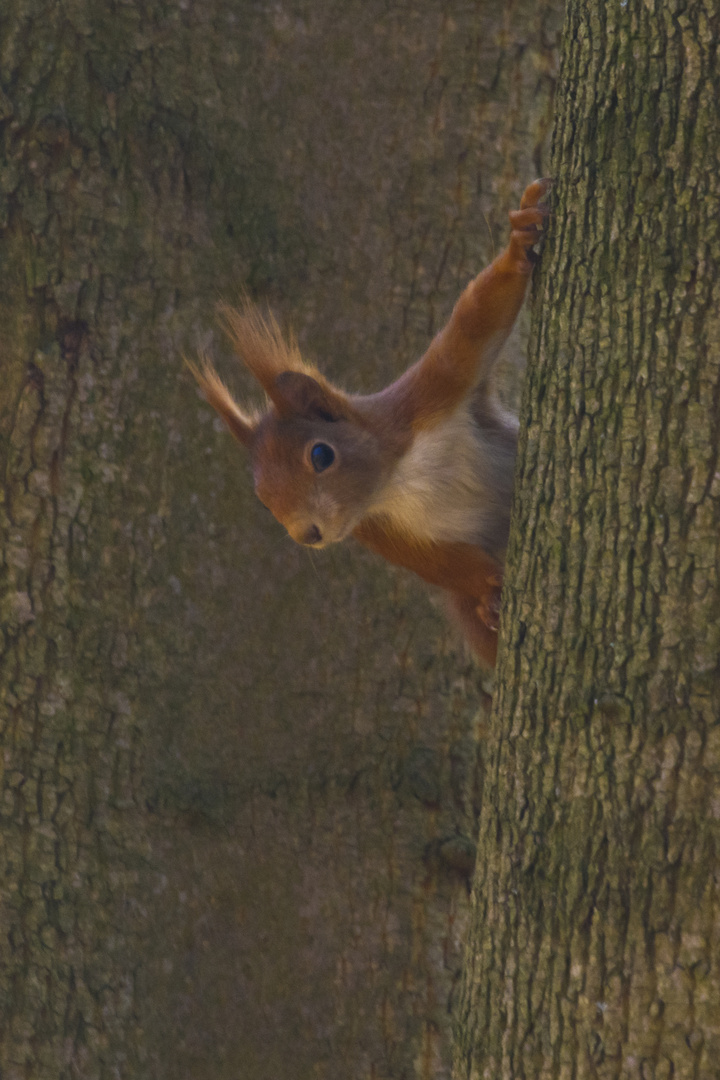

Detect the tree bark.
xmin=455 ymin=1 xmax=720 ymax=1077
xmin=0 ymin=2 xmax=561 ymax=1077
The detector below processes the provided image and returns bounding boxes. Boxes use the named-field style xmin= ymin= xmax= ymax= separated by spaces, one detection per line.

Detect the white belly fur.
xmin=368 ymin=403 xmax=515 ymax=556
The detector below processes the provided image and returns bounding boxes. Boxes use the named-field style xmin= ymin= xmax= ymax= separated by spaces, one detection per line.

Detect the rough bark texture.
xmin=455 ymin=1 xmax=720 ymax=1077
xmin=0 ymin=3 xmax=561 ymax=1078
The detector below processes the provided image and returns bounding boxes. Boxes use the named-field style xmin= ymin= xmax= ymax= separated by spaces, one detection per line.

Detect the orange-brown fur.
xmin=188 ymin=179 xmax=551 ymax=666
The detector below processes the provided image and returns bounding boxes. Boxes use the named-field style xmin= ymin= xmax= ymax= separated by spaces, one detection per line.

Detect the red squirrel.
xmin=189 ymin=179 xmax=550 ymax=666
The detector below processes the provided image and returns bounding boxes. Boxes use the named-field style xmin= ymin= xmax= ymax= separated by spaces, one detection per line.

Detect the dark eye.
xmin=311 ymin=442 xmax=335 ymax=473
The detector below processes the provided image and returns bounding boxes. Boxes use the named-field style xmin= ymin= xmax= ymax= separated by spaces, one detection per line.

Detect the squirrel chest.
xmin=367 ymin=401 xmax=516 ymax=559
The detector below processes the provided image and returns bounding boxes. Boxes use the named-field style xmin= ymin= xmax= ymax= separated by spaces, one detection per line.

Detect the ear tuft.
xmin=185 ymin=354 xmax=259 ymax=447
xmin=218 ymin=300 xmax=305 ymax=396
xmin=271 ymin=371 xmax=344 ymax=421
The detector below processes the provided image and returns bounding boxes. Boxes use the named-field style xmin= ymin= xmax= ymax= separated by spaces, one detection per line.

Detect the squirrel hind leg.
xmin=445 ymin=592 xmax=500 ymax=668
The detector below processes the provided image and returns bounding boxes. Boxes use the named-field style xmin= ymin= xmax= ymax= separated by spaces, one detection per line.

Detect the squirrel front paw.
xmin=508 ymin=177 xmax=553 ymax=267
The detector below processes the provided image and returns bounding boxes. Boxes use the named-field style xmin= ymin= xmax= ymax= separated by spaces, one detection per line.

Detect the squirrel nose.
xmin=302 ymin=524 xmax=323 ymax=546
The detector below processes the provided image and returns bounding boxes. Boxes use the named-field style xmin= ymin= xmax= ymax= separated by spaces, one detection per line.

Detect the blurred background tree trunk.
xmin=455 ymin=0 xmax=720 ymax=1076
xmin=0 ymin=3 xmax=561 ymax=1077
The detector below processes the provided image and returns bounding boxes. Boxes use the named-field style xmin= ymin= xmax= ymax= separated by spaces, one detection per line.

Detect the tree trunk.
xmin=0 ymin=3 xmax=561 ymax=1077
xmin=454 ymin=1 xmax=720 ymax=1077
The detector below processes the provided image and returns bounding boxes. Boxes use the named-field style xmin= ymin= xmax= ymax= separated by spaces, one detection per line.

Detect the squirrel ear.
xmin=271 ymin=371 xmax=344 ymax=422
xmin=186 ymin=355 xmax=258 ymax=448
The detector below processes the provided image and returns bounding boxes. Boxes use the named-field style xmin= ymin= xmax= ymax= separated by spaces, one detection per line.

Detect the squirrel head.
xmin=250 ymin=372 xmax=391 ymax=546
xmin=253 ymin=373 xmax=395 ymax=544
xmin=188 ymin=306 xmax=394 ymax=547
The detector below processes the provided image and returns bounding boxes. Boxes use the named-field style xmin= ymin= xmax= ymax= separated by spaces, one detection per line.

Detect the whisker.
xmin=305 ymin=548 xmax=322 ymax=581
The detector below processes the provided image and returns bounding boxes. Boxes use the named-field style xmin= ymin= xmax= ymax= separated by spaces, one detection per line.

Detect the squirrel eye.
xmin=311 ymin=442 xmax=335 ymax=473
